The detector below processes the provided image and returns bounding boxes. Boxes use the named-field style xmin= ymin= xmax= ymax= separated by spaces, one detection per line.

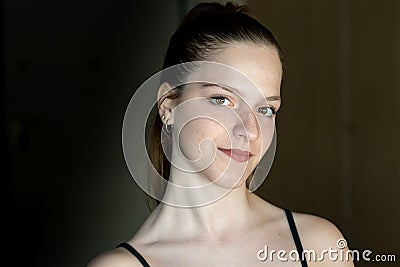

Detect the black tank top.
xmin=117 ymin=209 xmax=308 ymax=267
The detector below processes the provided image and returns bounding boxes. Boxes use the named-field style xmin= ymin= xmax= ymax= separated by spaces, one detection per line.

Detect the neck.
xmin=153 ymin=166 xmax=259 ymax=242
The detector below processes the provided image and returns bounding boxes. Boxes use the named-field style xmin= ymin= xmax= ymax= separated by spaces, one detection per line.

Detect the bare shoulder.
xmin=292 ymin=211 xmax=344 ymax=243
xmin=87 ymin=247 xmax=144 ymax=267
xmin=292 ymin=211 xmax=355 ymax=266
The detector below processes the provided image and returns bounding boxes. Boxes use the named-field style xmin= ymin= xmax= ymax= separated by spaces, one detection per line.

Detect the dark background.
xmin=4 ymin=0 xmax=399 ymax=266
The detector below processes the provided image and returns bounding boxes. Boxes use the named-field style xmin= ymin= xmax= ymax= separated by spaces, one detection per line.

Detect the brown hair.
xmin=146 ymin=2 xmax=283 ymax=208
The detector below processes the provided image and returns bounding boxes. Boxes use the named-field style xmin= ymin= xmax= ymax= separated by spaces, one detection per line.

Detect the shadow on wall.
xmin=6 ymin=0 xmax=181 ymax=266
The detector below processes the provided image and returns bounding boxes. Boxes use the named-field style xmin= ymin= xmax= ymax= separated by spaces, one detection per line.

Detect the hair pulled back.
xmin=146 ymin=2 xmax=282 ymax=207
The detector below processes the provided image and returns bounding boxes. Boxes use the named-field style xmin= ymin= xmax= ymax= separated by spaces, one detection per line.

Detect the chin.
xmin=201 ymin=166 xmax=254 ymax=190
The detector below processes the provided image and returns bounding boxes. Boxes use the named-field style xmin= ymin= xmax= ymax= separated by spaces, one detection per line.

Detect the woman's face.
xmin=167 ymin=42 xmax=282 ymax=189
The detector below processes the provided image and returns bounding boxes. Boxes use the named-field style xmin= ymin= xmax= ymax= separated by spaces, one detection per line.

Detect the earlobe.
xmin=158 ymin=82 xmax=176 ymax=125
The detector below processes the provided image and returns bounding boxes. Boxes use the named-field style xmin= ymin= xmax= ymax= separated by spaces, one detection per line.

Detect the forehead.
xmin=211 ymin=43 xmax=282 ymax=98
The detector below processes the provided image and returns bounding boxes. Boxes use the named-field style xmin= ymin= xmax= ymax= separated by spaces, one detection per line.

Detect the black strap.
xmin=284 ymin=209 xmax=308 ymax=267
xmin=117 ymin=213 xmax=308 ymax=267
xmin=116 ymin=242 xmax=151 ymax=267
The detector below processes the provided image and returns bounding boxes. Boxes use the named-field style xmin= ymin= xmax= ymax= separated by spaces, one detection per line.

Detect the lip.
xmin=218 ymin=148 xmax=253 ymax=162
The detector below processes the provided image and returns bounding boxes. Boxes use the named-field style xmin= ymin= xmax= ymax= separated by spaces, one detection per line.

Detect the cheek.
xmin=177 ymin=118 xmax=225 ymax=161
xmin=263 ymin=126 xmax=274 ymax=149
xmin=256 ymin=120 xmax=275 ymax=160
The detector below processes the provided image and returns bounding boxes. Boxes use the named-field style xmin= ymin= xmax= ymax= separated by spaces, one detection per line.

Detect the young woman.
xmin=88 ymin=2 xmax=354 ymax=267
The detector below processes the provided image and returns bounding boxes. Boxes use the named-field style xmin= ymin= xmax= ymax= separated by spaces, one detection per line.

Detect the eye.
xmin=210 ymin=95 xmax=232 ymax=106
xmin=257 ymin=106 xmax=276 ymax=117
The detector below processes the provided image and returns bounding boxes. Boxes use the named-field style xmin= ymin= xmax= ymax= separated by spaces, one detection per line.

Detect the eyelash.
xmin=210 ymin=95 xmax=277 ymax=117
xmin=257 ymin=106 xmax=276 ymax=117
xmin=210 ymin=95 xmax=232 ymax=106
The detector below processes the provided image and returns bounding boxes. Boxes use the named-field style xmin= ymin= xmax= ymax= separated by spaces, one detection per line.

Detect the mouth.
xmin=218 ymin=148 xmax=253 ymax=162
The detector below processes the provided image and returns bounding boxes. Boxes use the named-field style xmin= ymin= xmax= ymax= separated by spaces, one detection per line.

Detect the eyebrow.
xmin=202 ymin=83 xmax=281 ymax=102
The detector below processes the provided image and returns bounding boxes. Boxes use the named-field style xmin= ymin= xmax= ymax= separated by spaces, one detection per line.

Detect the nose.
xmin=232 ymin=109 xmax=260 ymax=142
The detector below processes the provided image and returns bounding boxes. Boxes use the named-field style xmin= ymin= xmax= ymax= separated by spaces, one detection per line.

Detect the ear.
xmin=158 ymin=82 xmax=177 ymax=125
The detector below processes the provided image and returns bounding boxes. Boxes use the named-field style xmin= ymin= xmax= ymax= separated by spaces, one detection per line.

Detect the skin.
xmin=87 ymin=43 xmax=355 ymax=267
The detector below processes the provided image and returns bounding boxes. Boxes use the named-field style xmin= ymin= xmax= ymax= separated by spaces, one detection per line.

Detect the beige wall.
xmin=248 ymin=0 xmax=400 ymax=261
